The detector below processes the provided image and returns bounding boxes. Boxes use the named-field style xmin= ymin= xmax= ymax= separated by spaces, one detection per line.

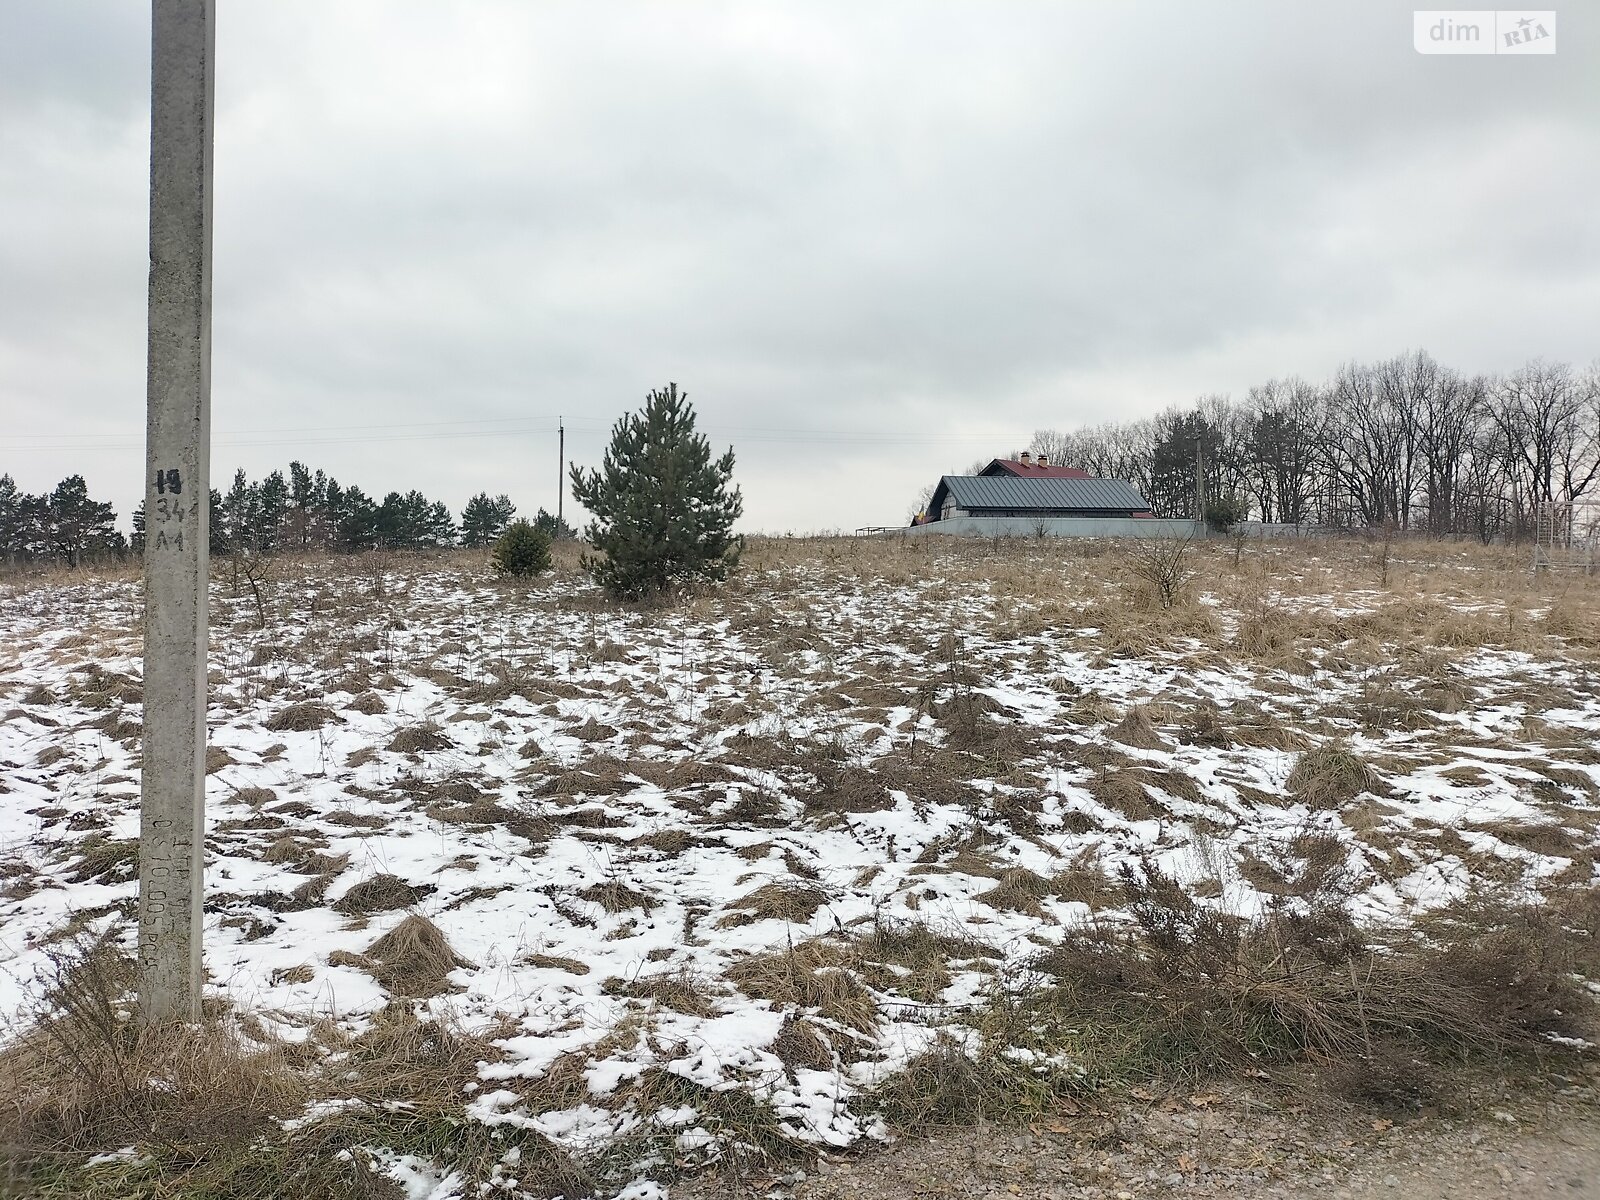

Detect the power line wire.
xmin=8 ymin=420 xmax=1028 ymax=454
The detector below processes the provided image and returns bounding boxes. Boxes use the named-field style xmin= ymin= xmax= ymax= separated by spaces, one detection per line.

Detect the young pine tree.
xmin=491 ymin=518 xmax=552 ymax=578
xmin=532 ymin=507 xmax=576 ymax=541
xmin=569 ymin=383 xmax=742 ymax=600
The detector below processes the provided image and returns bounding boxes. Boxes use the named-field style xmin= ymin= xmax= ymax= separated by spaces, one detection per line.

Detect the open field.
xmin=1 ymin=535 xmax=1597 ymax=1198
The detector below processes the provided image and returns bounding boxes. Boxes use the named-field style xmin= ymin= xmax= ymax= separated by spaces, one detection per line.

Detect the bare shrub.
xmin=1371 ymin=522 xmax=1398 ymax=588
xmin=1129 ymin=537 xmax=1195 ymax=611
xmin=236 ymin=549 xmax=274 ymax=630
xmin=1006 ymin=865 xmax=1597 ymax=1106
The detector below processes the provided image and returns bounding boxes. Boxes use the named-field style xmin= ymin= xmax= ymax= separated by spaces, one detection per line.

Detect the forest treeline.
xmin=0 ymin=461 xmax=575 ymax=567
xmin=1018 ymin=353 xmax=1598 ymax=538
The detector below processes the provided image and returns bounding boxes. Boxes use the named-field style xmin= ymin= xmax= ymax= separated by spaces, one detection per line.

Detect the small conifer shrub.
xmin=491 ymin=519 xmax=552 ymax=578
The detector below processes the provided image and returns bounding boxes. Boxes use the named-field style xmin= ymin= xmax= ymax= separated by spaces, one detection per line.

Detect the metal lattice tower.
xmin=1532 ymin=499 xmax=1599 ymax=576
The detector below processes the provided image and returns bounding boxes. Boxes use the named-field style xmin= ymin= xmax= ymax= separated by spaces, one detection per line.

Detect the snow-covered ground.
xmin=1 ymin=539 xmax=1597 ymax=1192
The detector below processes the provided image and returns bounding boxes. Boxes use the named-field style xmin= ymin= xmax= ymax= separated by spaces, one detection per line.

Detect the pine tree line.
xmin=206 ymin=465 xmax=463 ymax=554
xmin=0 ymin=474 xmax=125 ymax=566
xmin=1 ymin=459 xmax=578 ymax=567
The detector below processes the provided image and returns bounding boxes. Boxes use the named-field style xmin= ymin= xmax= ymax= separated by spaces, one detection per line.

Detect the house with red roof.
xmin=978 ymin=452 xmax=1091 ymax=479
xmin=909 ymin=452 xmax=1154 ymax=526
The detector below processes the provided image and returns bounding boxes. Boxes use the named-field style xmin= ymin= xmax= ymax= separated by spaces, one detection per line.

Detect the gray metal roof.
xmin=938 ymin=474 xmax=1150 ymax=511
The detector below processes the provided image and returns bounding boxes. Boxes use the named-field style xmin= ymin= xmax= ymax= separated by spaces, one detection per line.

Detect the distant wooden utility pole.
xmin=558 ymin=415 xmax=565 ymax=528
xmin=139 ymin=0 xmax=214 ymax=1025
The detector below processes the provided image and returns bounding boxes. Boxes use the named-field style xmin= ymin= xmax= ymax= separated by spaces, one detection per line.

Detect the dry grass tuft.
xmin=579 ymin=878 xmax=654 ymax=913
xmin=803 ymin=762 xmax=896 ymax=814
xmin=1082 ymin=770 xmax=1165 ymax=822
xmin=1542 ymin=599 xmax=1600 ymax=647
xmin=540 ymin=754 xmax=636 ymax=798
xmin=874 ymin=1035 xmax=1069 ymax=1129
xmin=265 ymin=701 xmax=343 ymax=732
xmin=721 ymin=881 xmax=831 ymax=926
xmin=386 ymin=723 xmax=452 ymax=753
xmin=849 ymin=916 xmax=999 ymax=1002
xmin=568 ymin=717 xmax=620 ymax=742
xmin=346 ymin=691 xmax=388 ymax=715
xmin=364 ymin=914 xmax=474 ymax=998
xmin=1179 ymin=700 xmax=1233 ymax=748
xmin=771 ymin=1016 xmax=833 ymax=1076
xmin=1288 ymin=741 xmax=1376 ymax=810
xmin=22 ymin=683 xmax=56 ymax=706
xmin=62 ymin=836 xmax=139 ymax=884
xmin=975 ymin=867 xmax=1055 ymax=916
xmin=1106 ymin=705 xmax=1170 ymax=750
xmin=728 ymin=939 xmax=880 ymax=1033
xmin=522 ymin=951 xmax=591 ymax=974
xmin=602 ymin=966 xmax=718 ymax=1016
xmin=0 ymin=935 xmax=306 ymax=1194
xmin=627 ymin=757 xmax=736 ymax=791
xmin=639 ymin=829 xmax=698 ymax=855
xmin=622 ymin=1066 xmax=805 ymax=1177
xmin=333 ymin=873 xmax=434 ymax=914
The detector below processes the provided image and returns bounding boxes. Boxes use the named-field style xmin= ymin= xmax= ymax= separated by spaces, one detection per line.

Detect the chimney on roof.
xmin=1018 ymin=451 xmax=1033 ymax=467
xmin=1037 ymin=453 xmax=1050 ymax=468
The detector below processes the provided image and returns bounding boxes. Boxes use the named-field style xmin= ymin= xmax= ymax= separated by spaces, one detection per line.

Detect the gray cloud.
xmin=3 ymin=1 xmax=1596 ymax=532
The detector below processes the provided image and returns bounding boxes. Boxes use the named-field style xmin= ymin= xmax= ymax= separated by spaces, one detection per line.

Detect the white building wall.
xmin=908 ymin=516 xmax=1204 ymax=539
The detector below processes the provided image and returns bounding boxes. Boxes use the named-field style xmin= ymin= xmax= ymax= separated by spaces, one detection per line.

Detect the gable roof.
xmin=981 ymin=457 xmax=1092 ymax=479
xmin=933 ymin=474 xmax=1150 ymax=513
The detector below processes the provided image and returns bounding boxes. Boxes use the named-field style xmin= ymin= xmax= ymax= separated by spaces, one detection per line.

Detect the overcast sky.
xmin=2 ymin=2 xmax=1595 ymax=533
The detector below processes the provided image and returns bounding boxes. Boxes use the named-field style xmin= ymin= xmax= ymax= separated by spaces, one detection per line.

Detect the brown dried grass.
xmin=333 ymin=873 xmax=433 ymax=914
xmin=265 ymin=701 xmax=343 ymax=732
xmin=727 ymin=939 xmax=880 ymax=1033
xmin=364 ymin=914 xmax=474 ymax=998
xmin=1288 ymin=741 xmax=1376 ymax=810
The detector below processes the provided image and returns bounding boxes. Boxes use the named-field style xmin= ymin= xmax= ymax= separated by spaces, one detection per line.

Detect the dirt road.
xmin=676 ymin=1076 xmax=1600 ymax=1200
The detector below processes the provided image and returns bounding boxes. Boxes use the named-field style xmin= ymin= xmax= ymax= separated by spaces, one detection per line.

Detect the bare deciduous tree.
xmin=907 ymin=353 xmax=1599 ymax=545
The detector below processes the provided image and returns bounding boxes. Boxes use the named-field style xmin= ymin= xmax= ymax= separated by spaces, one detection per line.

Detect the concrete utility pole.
xmin=139 ymin=0 xmax=215 ymax=1026
xmin=1193 ymin=435 xmax=1206 ymax=536
xmin=558 ymin=415 xmax=565 ymax=528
